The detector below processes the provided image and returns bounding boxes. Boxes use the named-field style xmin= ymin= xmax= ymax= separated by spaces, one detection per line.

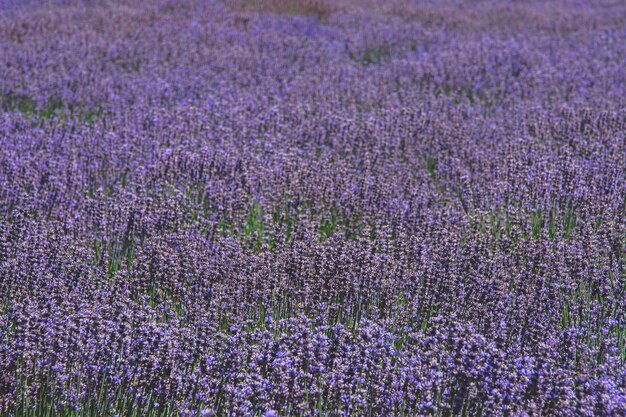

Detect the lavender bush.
xmin=1 ymin=0 xmax=626 ymax=415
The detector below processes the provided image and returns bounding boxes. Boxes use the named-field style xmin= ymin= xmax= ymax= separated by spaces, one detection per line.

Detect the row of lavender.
xmin=1 ymin=0 xmax=626 ymax=415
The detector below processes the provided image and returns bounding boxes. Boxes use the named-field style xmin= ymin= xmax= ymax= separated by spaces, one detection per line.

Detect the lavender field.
xmin=1 ymin=0 xmax=626 ymax=415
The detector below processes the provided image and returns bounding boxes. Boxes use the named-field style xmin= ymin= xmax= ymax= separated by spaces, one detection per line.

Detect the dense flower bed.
xmin=1 ymin=0 xmax=625 ymax=415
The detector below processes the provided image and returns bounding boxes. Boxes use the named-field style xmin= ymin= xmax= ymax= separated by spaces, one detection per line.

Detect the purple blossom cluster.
xmin=1 ymin=0 xmax=626 ymax=415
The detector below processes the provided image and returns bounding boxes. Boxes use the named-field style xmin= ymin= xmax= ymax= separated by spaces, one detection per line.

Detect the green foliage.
xmin=92 ymin=214 xmax=139 ymax=280
xmin=243 ymin=201 xmax=266 ymax=251
xmin=424 ymin=155 xmax=438 ymax=181
xmin=271 ymin=197 xmax=298 ymax=246
xmin=11 ymin=370 xmax=181 ymax=417
xmin=318 ymin=207 xmax=338 ymax=241
xmin=562 ymin=203 xmax=577 ymax=241
xmin=530 ymin=209 xmax=544 ymax=239
xmin=1 ymin=93 xmax=103 ymax=126
xmin=350 ymin=46 xmax=394 ymax=67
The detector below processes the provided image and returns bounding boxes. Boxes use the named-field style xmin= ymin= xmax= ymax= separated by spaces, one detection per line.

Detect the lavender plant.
xmin=1 ymin=0 xmax=626 ymax=415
